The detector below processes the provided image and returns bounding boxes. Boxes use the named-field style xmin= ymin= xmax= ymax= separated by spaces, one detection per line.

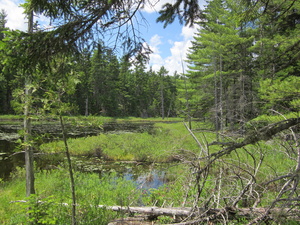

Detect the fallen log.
xmin=98 ymin=205 xmax=192 ymax=217
xmin=12 ymin=200 xmax=300 ymax=223
xmin=101 ymin=205 xmax=300 ymax=224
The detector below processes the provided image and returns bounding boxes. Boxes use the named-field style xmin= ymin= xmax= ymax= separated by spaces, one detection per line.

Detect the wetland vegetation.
xmin=0 ymin=0 xmax=299 ymax=223
xmin=1 ymin=116 xmax=299 ymax=224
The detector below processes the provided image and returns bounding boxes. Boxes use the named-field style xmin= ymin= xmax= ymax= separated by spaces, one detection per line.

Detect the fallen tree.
xmin=104 ymin=205 xmax=300 ymax=224
xmin=12 ymin=199 xmax=300 ymax=224
xmin=175 ymin=118 xmax=300 ymax=224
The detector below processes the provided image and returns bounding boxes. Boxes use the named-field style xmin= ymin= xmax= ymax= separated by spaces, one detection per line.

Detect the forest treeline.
xmin=0 ymin=0 xmax=299 ymax=127
xmin=0 ymin=38 xmax=180 ymax=118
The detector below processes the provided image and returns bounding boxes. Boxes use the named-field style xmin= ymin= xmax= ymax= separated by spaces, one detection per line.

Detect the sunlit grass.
xmin=0 ymin=167 xmax=139 ymax=224
xmin=40 ymin=121 xmax=210 ymax=162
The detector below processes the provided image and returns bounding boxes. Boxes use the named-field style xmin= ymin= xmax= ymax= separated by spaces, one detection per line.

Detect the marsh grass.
xmin=40 ymin=121 xmax=212 ymax=162
xmin=0 ymin=166 xmax=140 ymax=224
xmin=39 ymin=120 xmax=296 ymax=207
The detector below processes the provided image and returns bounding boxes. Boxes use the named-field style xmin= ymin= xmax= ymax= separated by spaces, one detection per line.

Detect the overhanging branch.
xmin=202 ymin=118 xmax=300 ymax=172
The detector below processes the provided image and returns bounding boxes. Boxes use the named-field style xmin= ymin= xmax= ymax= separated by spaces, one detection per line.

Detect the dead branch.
xmin=203 ymin=118 xmax=300 ymax=172
xmin=184 ymin=122 xmax=208 ymax=157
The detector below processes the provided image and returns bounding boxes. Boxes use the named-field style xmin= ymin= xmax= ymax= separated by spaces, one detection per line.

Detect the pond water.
xmin=0 ymin=138 xmax=169 ymax=189
xmin=0 ymin=121 xmax=168 ymax=190
xmin=0 ymin=140 xmax=24 ymax=180
xmin=72 ymin=157 xmax=169 ymax=190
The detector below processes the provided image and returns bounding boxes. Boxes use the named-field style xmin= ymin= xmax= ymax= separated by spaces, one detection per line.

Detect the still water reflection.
xmin=0 ymin=140 xmax=24 ymax=180
xmin=0 ymin=139 xmax=168 ymax=190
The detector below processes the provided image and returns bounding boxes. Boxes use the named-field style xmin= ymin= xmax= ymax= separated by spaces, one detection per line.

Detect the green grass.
xmin=0 ymin=167 xmax=140 ymax=224
xmin=40 ymin=121 xmax=213 ymax=162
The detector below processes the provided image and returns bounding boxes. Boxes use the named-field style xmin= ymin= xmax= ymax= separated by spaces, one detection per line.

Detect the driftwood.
xmin=108 ymin=217 xmax=154 ymax=225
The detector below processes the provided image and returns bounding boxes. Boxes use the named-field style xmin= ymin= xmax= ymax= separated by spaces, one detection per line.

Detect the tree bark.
xmin=24 ymin=9 xmax=35 ymax=197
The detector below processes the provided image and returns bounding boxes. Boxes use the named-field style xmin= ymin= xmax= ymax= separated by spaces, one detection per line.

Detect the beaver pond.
xmin=0 ymin=120 xmax=169 ymax=190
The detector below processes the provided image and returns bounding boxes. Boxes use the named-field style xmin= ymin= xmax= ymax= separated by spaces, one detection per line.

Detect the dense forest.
xmin=0 ymin=0 xmax=299 ymax=127
xmin=186 ymin=0 xmax=299 ymax=130
xmin=0 ymin=34 xmax=180 ymax=118
xmin=0 ymin=0 xmax=299 ymax=123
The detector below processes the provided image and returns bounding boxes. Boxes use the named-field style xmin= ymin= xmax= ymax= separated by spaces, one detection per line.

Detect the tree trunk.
xmin=24 ymin=9 xmax=35 ymax=197
xmin=219 ymin=55 xmax=224 ymax=133
xmin=103 ymin=205 xmax=300 ymax=224
xmin=160 ymin=77 xmax=165 ymax=119
xmin=213 ymin=57 xmax=219 ymax=140
xmin=85 ymin=96 xmax=89 ymax=116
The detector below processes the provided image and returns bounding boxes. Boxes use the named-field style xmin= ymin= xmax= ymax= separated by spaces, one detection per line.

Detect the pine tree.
xmin=249 ymin=0 xmax=300 ymax=115
xmin=90 ymin=44 xmax=120 ymax=116
xmin=187 ymin=0 xmax=255 ymax=131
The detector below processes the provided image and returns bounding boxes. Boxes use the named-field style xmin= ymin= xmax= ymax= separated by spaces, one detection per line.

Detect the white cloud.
xmin=1 ymin=0 xmax=50 ymax=31
xmin=148 ymin=25 xmax=197 ymax=75
xmin=0 ymin=0 xmax=27 ymax=31
xmin=149 ymin=34 xmax=162 ymax=53
xmin=147 ymin=34 xmax=164 ymax=70
xmin=150 ymin=54 xmax=164 ymax=71
xmin=142 ymin=0 xmax=205 ymax=75
xmin=181 ymin=25 xmax=197 ymax=40
xmin=141 ymin=0 xmax=176 ymax=13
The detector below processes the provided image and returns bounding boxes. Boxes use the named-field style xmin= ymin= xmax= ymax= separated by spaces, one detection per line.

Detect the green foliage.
xmin=16 ymin=194 xmax=58 ymax=224
xmin=157 ymin=0 xmax=200 ymax=27
xmin=1 ymin=32 xmax=179 ymax=117
xmin=186 ymin=0 xmax=300 ymax=129
xmin=259 ymin=76 xmax=300 ymax=111
xmin=186 ymin=0 xmax=256 ymax=128
xmin=250 ymin=113 xmax=299 ymax=123
xmin=144 ymin=182 xmax=192 ymax=207
xmin=1 ymin=118 xmax=300 ymax=223
xmin=157 ymin=215 xmax=174 ymax=224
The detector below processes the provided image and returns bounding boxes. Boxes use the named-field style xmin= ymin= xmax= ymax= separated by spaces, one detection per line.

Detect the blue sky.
xmin=0 ymin=0 xmax=206 ymax=75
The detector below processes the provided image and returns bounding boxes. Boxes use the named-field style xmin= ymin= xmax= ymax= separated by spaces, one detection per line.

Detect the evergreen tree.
xmin=0 ymin=10 xmax=12 ymax=114
xmin=249 ymin=0 xmax=300 ymax=115
xmin=74 ymin=48 xmax=92 ymax=116
xmin=90 ymin=43 xmax=120 ymax=116
xmin=118 ymin=56 xmax=135 ymax=116
xmin=187 ymin=0 xmax=255 ymax=130
xmin=158 ymin=66 xmax=168 ymax=119
xmin=132 ymin=54 xmax=150 ymax=117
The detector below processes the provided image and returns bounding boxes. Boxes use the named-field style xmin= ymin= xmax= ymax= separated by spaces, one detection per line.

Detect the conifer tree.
xmin=248 ymin=0 xmax=300 ymax=115
xmin=187 ymin=0 xmax=255 ymax=130
xmin=0 ymin=10 xmax=11 ymax=114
